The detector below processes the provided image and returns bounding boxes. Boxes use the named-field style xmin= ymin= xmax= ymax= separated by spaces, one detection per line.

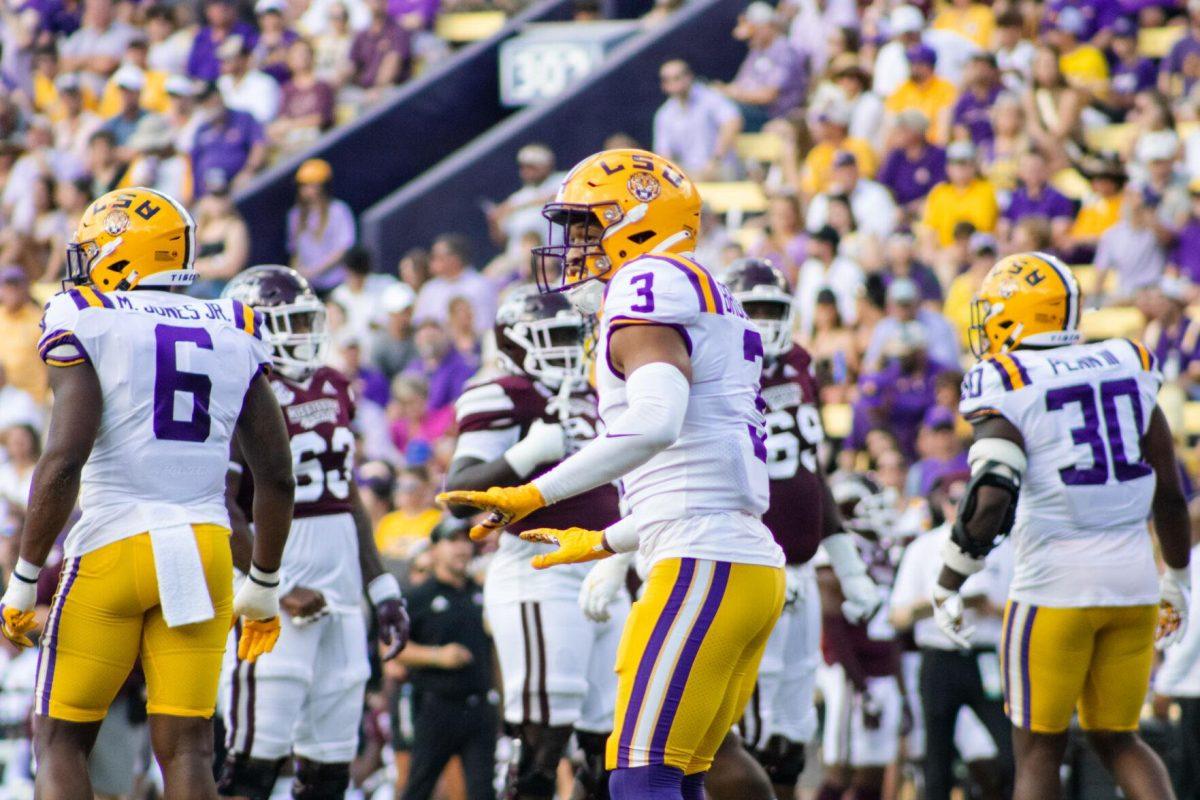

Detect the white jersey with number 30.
xmin=596 ymin=254 xmax=783 ymax=570
xmin=959 ymin=339 xmax=1163 ymax=607
xmin=38 ymin=288 xmax=271 ymax=558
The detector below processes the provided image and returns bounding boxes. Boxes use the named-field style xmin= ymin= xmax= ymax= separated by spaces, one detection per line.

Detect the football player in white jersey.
xmin=932 ymin=252 xmax=1192 ymax=800
xmin=445 ymin=287 xmax=628 ymax=799
xmin=440 ymin=149 xmax=786 ymax=800
xmin=0 ymin=188 xmax=295 ymax=800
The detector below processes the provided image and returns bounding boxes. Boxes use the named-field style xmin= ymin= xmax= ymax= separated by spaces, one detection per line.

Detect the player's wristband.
xmin=367 ymin=573 xmax=402 ymax=606
xmin=940 ymin=537 xmax=986 ymax=577
xmin=248 ymin=563 xmax=280 ymax=588
xmin=12 ymin=558 xmax=41 ymax=584
xmin=602 ymin=516 xmax=639 ymax=554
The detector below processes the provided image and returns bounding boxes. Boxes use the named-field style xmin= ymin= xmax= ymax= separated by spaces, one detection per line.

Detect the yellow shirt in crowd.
xmin=97 ymin=70 xmax=171 ymax=118
xmin=886 ymin=77 xmax=959 ymax=144
xmin=932 ymin=4 xmax=995 ymax=49
xmin=1059 ymin=45 xmax=1109 ymax=92
xmin=921 ymin=178 xmax=1000 ymax=245
xmin=375 ymin=507 xmax=442 ymax=559
xmin=800 ymin=139 xmax=879 ymax=197
xmin=1070 ymin=194 xmax=1123 ymax=241
xmin=944 ymin=270 xmax=984 ymax=344
xmin=0 ymin=303 xmax=48 ymax=402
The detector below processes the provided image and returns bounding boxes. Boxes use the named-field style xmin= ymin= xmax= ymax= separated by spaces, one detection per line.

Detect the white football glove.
xmin=783 ymin=567 xmax=804 ymax=609
xmin=0 ymin=560 xmax=40 ymax=649
xmin=232 ymin=571 xmax=280 ymax=622
xmin=1157 ymin=567 xmax=1191 ymax=650
xmin=823 ymin=533 xmax=882 ymax=624
xmin=504 ymin=420 xmax=566 ymax=479
xmin=232 ymin=566 xmax=282 ymax=663
xmin=579 ymin=551 xmax=632 ymax=623
xmin=932 ymin=584 xmax=975 ymax=650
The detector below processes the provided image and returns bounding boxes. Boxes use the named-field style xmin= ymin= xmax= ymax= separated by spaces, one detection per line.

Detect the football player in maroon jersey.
xmin=445 ymin=286 xmax=626 ymax=800
xmin=815 ymin=472 xmax=905 ymax=800
xmin=714 ymin=260 xmax=882 ymax=800
xmin=217 ymin=266 xmax=410 ymax=800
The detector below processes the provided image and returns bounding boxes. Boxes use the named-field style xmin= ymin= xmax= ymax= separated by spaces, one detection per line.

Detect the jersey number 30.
xmin=1045 ymin=378 xmax=1152 ymax=485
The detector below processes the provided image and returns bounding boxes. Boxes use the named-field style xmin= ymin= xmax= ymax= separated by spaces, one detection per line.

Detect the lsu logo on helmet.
xmin=533 ymin=148 xmax=700 ymax=313
xmin=968 ymin=251 xmax=1082 ymax=358
xmin=66 ymin=187 xmax=195 ymax=291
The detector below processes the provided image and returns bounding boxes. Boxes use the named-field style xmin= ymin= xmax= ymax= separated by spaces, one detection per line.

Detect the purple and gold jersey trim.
xmin=34 ymin=557 xmax=81 ymax=716
xmin=38 ymin=329 xmax=90 ymax=367
xmin=652 ymin=255 xmax=725 ymax=315
xmin=987 ymin=353 xmax=1030 ymax=391
xmin=230 ymin=300 xmax=263 ymax=340
xmin=616 ymin=558 xmax=730 ymax=768
xmin=1123 ymin=339 xmax=1156 ymax=372
xmin=1001 ymin=600 xmax=1038 ymax=730
xmin=605 ymin=316 xmax=693 ymax=380
xmin=68 ymin=287 xmax=113 ymax=310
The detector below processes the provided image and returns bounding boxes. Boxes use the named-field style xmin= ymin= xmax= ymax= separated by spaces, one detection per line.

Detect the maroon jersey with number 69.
xmin=237 ymin=366 xmax=356 ymax=519
xmin=454 ymin=374 xmax=621 ymax=534
xmin=759 ymin=345 xmax=826 ymax=565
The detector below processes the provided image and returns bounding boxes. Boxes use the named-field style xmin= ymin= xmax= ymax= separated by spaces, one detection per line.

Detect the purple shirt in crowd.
xmin=187 ymin=23 xmax=259 ymax=81
xmin=389 ymin=0 xmax=440 ymax=29
xmin=350 ymin=17 xmax=410 ymax=88
xmin=404 ymin=348 xmax=479 ymax=411
xmin=951 ymin=85 xmax=1001 ymax=145
xmin=1161 ymin=33 xmax=1200 ymax=93
xmin=1002 ymin=183 xmax=1076 ymax=222
xmin=1173 ymin=218 xmax=1200 ymax=282
xmin=878 ymin=145 xmax=946 ymax=206
xmin=848 ymin=360 xmax=942 ymax=460
xmin=1111 ymin=56 xmax=1157 ymax=100
xmin=286 ymin=198 xmax=357 ymax=291
xmin=254 ymin=29 xmax=301 ymax=84
xmin=732 ymin=35 xmax=806 ymax=118
xmin=192 ymin=109 xmax=264 ymax=195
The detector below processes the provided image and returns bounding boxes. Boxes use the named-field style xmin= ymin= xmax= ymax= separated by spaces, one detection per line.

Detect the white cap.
xmin=743 ymin=1 xmax=774 ymax=25
xmin=165 ymin=73 xmax=197 ymax=96
xmin=381 ymin=283 xmax=416 ymax=314
xmin=255 ymin=0 xmax=286 ymax=13
xmin=890 ymin=4 xmax=924 ymax=35
xmin=1136 ymin=130 xmax=1180 ymax=163
xmin=113 ymin=64 xmax=146 ymax=91
xmin=946 ymin=140 xmax=977 ymax=162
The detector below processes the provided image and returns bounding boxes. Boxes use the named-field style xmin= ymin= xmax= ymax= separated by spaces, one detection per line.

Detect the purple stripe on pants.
xmin=618 ymin=558 xmax=697 ymax=768
xmin=1020 ymin=605 xmax=1038 ymax=729
xmin=1001 ymin=601 xmax=1017 ymax=716
xmin=37 ymin=557 xmax=81 ymax=716
xmin=647 ymin=561 xmax=731 ymax=763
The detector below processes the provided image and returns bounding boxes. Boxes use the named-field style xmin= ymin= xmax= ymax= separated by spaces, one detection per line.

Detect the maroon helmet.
xmin=494 ymin=284 xmax=586 ymax=389
xmin=720 ymin=258 xmax=795 ymax=358
xmin=223 ymin=265 xmax=327 ymax=379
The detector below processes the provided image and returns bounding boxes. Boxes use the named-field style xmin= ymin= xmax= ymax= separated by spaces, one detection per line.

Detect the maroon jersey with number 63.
xmin=237 ymin=366 xmax=356 ymax=519
xmin=454 ymin=374 xmax=621 ymax=534
xmin=759 ymin=345 xmax=827 ymax=565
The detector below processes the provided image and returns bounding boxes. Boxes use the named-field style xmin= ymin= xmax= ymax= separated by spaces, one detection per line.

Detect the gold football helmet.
xmin=968 ymin=251 xmax=1081 ymax=358
xmin=66 ymin=187 xmax=196 ymax=290
xmin=534 ymin=149 xmax=700 ymax=312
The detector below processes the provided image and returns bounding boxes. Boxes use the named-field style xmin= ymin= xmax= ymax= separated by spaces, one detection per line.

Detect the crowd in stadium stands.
xmin=5 ymin=0 xmax=1200 ymax=798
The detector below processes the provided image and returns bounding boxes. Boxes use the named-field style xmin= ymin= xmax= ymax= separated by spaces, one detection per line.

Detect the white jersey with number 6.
xmin=958 ymin=339 xmax=1163 ymax=607
xmin=38 ymin=287 xmax=270 ymax=558
xmin=596 ymin=253 xmax=783 ymax=571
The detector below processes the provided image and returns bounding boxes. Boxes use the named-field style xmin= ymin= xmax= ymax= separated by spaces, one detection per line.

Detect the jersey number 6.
xmin=153 ymin=324 xmax=213 ymax=443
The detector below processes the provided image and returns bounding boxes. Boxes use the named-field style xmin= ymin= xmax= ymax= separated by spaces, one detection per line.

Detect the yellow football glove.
xmin=437 ymin=484 xmax=547 ymax=541
xmin=519 ymin=527 xmax=612 ymax=569
xmin=0 ymin=606 xmax=37 ymax=649
xmin=237 ymin=617 xmax=281 ymax=662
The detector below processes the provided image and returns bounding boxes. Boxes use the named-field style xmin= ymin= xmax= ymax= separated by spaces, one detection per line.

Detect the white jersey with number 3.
xmin=596 ymin=253 xmax=783 ymax=570
xmin=38 ymin=287 xmax=271 ymax=558
xmin=958 ymin=339 xmax=1163 ymax=607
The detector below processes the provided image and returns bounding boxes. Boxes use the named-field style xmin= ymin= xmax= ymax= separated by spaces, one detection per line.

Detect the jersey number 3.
xmin=1045 ymin=378 xmax=1152 ymax=485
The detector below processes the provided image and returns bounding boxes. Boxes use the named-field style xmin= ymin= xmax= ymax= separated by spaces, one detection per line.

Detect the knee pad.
xmin=574 ymin=730 xmax=610 ymax=800
xmin=513 ymin=724 xmax=573 ymax=799
xmin=754 ymin=734 xmax=806 ymax=788
xmin=292 ymin=759 xmax=350 ymax=800
xmin=217 ymin=754 xmax=285 ymax=800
